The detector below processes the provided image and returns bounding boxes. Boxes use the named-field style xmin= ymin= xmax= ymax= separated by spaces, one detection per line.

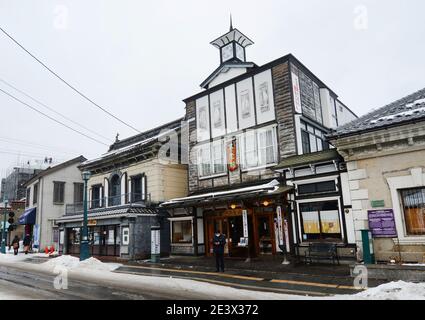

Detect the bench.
xmin=304 ymin=242 xmax=339 ymax=265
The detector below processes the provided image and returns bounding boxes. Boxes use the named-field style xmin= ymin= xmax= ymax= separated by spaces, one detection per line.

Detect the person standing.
xmin=23 ymin=234 xmax=31 ymax=255
xmin=213 ymin=230 xmax=226 ymax=272
xmin=11 ymin=235 xmax=20 ymax=255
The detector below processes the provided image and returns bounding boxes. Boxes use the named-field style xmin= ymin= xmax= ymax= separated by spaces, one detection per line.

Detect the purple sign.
xmin=368 ymin=209 xmax=397 ymax=238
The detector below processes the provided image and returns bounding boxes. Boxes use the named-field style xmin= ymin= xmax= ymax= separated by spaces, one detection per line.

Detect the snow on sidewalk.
xmin=41 ymin=255 xmax=121 ymax=271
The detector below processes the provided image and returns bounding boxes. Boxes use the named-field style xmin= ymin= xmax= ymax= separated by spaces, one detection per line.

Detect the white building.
xmin=23 ymin=156 xmax=86 ymax=251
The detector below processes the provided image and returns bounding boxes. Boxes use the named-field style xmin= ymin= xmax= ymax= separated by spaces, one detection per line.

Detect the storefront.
xmin=55 ymin=205 xmax=170 ymax=260
xmin=66 ymin=225 xmax=120 ymax=257
xmin=162 ymin=180 xmax=293 ymax=258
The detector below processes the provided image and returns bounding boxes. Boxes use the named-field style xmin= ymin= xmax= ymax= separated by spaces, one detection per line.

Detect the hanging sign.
xmin=283 ymin=219 xmax=290 ymax=253
xmin=227 ymin=137 xmax=238 ymax=172
xmin=242 ymin=209 xmax=248 ymax=244
xmin=291 ymin=72 xmax=302 ymax=114
xmin=276 ymin=206 xmax=284 ymax=246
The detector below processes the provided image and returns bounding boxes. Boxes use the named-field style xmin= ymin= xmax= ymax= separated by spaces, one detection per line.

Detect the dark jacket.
xmin=23 ymin=236 xmax=31 ymax=246
xmin=213 ymin=234 xmax=226 ymax=254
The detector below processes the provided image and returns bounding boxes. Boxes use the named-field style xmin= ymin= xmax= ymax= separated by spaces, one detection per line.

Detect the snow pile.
xmin=0 ymin=253 xmax=32 ymax=262
xmin=41 ymin=255 xmax=121 ymax=271
xmin=333 ymin=281 xmax=425 ymax=300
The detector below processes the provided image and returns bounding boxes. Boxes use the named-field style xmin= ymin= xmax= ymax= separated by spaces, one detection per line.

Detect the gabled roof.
xmin=24 ymin=155 xmax=86 ymax=187
xmin=329 ymin=87 xmax=425 ymax=138
xmin=200 ymin=61 xmax=256 ymax=89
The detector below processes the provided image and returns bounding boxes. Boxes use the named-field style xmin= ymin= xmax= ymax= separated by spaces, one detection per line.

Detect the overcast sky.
xmin=0 ymin=0 xmax=424 ymax=179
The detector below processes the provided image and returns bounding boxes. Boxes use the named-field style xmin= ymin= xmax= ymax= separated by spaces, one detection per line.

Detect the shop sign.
xmin=368 ymin=209 xmax=397 ymax=238
xmin=283 ymin=219 xmax=290 ymax=253
xmin=33 ymin=224 xmax=40 ymax=247
xmin=291 ymin=72 xmax=302 ymax=114
xmin=242 ymin=210 xmax=248 ymax=238
xmin=226 ymin=137 xmax=238 ymax=172
xmin=151 ymin=228 xmax=160 ymax=255
xmin=88 ymin=219 xmax=97 ymax=226
xmin=276 ymin=206 xmax=284 ymax=246
xmin=371 ymin=200 xmax=385 ymax=208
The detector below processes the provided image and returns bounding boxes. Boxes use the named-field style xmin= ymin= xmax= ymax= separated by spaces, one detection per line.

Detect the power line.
xmin=0 ymin=26 xmax=141 ymax=133
xmin=0 ymin=78 xmax=112 ymax=143
xmin=0 ymin=87 xmax=109 ymax=146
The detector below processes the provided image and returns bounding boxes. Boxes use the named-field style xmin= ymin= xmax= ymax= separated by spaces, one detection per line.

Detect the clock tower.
xmin=200 ymin=18 xmax=256 ymax=89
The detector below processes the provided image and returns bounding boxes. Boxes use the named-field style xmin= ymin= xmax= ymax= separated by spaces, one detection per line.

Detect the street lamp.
xmin=1 ymin=197 xmax=8 ymax=254
xmin=80 ymin=171 xmax=91 ymax=261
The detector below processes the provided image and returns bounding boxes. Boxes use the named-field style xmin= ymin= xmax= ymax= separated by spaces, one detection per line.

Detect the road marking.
xmin=121 ymin=265 xmax=360 ymax=291
xmin=114 ymin=270 xmax=328 ymax=297
xmin=122 ymin=265 xmax=264 ymax=281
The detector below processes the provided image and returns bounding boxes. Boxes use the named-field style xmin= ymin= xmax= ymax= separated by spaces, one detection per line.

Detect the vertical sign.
xmin=242 ymin=209 xmax=248 ymax=239
xmin=291 ymin=72 xmax=302 ymax=114
xmin=151 ymin=228 xmax=160 ymax=255
xmin=276 ymin=206 xmax=284 ymax=246
xmin=283 ymin=219 xmax=290 ymax=253
xmin=226 ymin=137 xmax=238 ymax=172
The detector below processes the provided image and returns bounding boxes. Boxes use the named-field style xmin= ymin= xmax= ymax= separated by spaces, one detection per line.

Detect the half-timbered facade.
xmin=162 ymin=24 xmax=357 ymax=259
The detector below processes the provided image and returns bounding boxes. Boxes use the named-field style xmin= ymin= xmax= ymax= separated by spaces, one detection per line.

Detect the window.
xmin=109 ymin=175 xmax=121 ymax=206
xmin=212 ymin=140 xmax=225 ymax=174
xmin=33 ymin=183 xmax=38 ymax=204
xmin=26 ymin=188 xmax=30 ymax=207
xmin=301 ymin=131 xmax=310 ymax=154
xmin=172 ymin=220 xmax=192 ymax=244
xmin=53 ymin=182 xmax=65 ymax=204
xmin=241 ymin=125 xmax=278 ymax=169
xmin=300 ymin=121 xmax=329 ymax=154
xmin=131 ymin=175 xmax=146 ymax=202
xmin=198 ymin=141 xmax=226 ymax=177
xmin=299 ymin=201 xmax=341 ymax=241
xmin=91 ymin=185 xmax=101 ymax=209
xmin=401 ymin=188 xmax=425 ymax=235
xmin=298 ymin=181 xmax=337 ymax=195
xmin=74 ymin=183 xmax=84 ymax=204
xmin=258 ymin=127 xmax=277 ymax=166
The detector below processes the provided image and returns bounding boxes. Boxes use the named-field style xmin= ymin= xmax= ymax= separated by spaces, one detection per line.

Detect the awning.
xmin=160 ymin=180 xmax=293 ymax=208
xmin=18 ymin=207 xmax=36 ymax=225
xmin=273 ymin=149 xmax=341 ymax=171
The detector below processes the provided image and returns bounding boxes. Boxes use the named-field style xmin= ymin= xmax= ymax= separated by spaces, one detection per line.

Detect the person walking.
xmin=11 ymin=235 xmax=20 ymax=255
xmin=23 ymin=234 xmax=31 ymax=255
xmin=213 ymin=230 xmax=226 ymax=272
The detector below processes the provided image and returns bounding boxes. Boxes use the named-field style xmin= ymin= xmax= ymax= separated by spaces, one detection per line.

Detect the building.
xmin=161 ymin=23 xmax=357 ymax=259
xmin=22 ymin=156 xmax=87 ymax=250
xmin=55 ymin=119 xmax=188 ymax=260
xmin=1 ymin=167 xmax=43 ymax=201
xmin=328 ymin=88 xmax=425 ymax=263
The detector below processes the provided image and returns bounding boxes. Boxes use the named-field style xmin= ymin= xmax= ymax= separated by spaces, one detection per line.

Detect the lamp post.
xmin=1 ymin=197 xmax=8 ymax=254
xmin=80 ymin=171 xmax=91 ymax=261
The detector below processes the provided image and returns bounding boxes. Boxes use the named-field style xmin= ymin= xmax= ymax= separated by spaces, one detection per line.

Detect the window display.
xmin=172 ymin=220 xmax=192 ymax=244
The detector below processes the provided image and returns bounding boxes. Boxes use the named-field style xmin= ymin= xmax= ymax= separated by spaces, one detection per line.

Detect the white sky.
xmin=0 ymin=0 xmax=424 ymax=178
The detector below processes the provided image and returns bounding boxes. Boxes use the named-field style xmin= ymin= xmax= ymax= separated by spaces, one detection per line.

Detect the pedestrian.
xmin=11 ymin=235 xmax=20 ymax=255
xmin=23 ymin=234 xmax=31 ymax=255
xmin=213 ymin=230 xmax=226 ymax=272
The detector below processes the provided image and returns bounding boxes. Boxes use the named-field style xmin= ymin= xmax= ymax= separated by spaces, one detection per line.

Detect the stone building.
xmin=55 ymin=118 xmax=188 ymax=260
xmin=1 ymin=167 xmax=42 ymax=201
xmin=328 ymin=88 xmax=425 ymax=263
xmin=162 ymin=23 xmax=357 ymax=259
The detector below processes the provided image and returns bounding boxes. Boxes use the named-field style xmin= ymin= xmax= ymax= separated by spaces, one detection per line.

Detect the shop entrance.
xmin=255 ymin=214 xmax=275 ymax=255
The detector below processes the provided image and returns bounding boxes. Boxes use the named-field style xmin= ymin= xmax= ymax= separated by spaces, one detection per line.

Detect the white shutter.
xmin=104 ymin=178 xmax=109 ymax=208
xmin=120 ymin=173 xmax=127 ymax=204
xmin=142 ymin=175 xmax=146 ymax=201
xmin=128 ymin=178 xmax=132 ymax=203
xmin=99 ymin=186 xmax=103 ymax=207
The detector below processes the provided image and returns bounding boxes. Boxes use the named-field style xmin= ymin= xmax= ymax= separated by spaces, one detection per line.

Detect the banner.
xmin=242 ymin=209 xmax=248 ymax=240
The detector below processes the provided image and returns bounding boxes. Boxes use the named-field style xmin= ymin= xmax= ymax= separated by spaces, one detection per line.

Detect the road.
xmin=0 ymin=265 xmax=188 ymax=300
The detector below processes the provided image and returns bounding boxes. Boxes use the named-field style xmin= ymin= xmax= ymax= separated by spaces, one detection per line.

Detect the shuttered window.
xmin=401 ymin=188 xmax=425 ymax=235
xmin=53 ymin=182 xmax=65 ymax=204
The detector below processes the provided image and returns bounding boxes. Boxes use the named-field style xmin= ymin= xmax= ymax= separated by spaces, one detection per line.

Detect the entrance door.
xmin=206 ymin=218 xmax=229 ymax=256
xmin=256 ymin=215 xmax=274 ymax=255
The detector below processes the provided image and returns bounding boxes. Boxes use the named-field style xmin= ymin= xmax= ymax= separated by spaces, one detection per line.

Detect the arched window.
xmin=110 ymin=174 xmax=121 ymax=206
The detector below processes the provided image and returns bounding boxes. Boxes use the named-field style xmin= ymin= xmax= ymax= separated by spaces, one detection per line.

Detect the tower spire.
xmin=229 ymin=13 xmax=233 ymax=31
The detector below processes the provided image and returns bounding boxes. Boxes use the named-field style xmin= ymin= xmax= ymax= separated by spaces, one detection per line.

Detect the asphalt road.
xmin=0 ymin=265 xmax=186 ymax=300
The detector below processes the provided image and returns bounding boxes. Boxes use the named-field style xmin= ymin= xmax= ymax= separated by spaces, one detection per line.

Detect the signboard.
xmin=371 ymin=200 xmax=385 ymax=208
xmin=291 ymin=72 xmax=302 ymax=114
xmin=88 ymin=220 xmax=97 ymax=226
xmin=368 ymin=209 xmax=397 ymax=238
xmin=276 ymin=206 xmax=284 ymax=246
xmin=151 ymin=228 xmax=160 ymax=255
xmin=283 ymin=219 xmax=290 ymax=253
xmin=33 ymin=224 xmax=40 ymax=248
xmin=226 ymin=137 xmax=238 ymax=172
xmin=242 ymin=210 xmax=248 ymax=238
